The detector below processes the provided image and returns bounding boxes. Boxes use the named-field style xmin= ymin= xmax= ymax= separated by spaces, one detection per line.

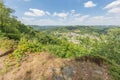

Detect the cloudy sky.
xmin=4 ymin=0 xmax=120 ymax=25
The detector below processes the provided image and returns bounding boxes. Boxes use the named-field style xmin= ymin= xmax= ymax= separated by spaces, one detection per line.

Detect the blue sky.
xmin=4 ymin=0 xmax=120 ymax=25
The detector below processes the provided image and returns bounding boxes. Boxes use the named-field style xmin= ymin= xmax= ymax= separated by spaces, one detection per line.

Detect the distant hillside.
xmin=30 ymin=25 xmax=120 ymax=34
xmin=28 ymin=25 xmax=62 ymax=31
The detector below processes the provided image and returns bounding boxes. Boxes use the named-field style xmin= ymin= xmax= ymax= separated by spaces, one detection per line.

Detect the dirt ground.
xmin=0 ymin=52 xmax=113 ymax=80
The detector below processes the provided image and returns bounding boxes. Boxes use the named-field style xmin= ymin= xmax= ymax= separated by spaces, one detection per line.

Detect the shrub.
xmin=13 ymin=38 xmax=45 ymax=59
xmin=47 ymin=41 xmax=89 ymax=58
xmin=0 ymin=38 xmax=17 ymax=50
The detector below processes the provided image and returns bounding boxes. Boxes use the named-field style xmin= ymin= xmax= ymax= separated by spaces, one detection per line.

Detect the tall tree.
xmin=0 ymin=0 xmax=14 ymax=31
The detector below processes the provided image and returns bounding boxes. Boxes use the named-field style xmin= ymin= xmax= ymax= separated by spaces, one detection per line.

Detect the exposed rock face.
xmin=0 ymin=52 xmax=113 ymax=80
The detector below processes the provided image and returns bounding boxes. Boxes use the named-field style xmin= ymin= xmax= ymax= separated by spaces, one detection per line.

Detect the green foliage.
xmin=91 ymin=28 xmax=120 ymax=65
xmin=0 ymin=30 xmax=6 ymax=38
xmin=0 ymin=38 xmax=17 ymax=50
xmin=13 ymin=49 xmax=24 ymax=60
xmin=5 ymin=33 xmax=20 ymax=40
xmin=36 ymin=32 xmax=61 ymax=45
xmin=13 ymin=37 xmax=46 ymax=59
xmin=109 ymin=64 xmax=120 ymax=80
xmin=0 ymin=1 xmax=34 ymax=40
xmin=48 ymin=40 xmax=89 ymax=58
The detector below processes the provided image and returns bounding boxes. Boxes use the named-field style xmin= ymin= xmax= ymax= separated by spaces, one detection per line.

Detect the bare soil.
xmin=0 ymin=52 xmax=113 ymax=80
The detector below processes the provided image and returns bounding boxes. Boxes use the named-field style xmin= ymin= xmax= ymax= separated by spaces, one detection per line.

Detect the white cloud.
xmin=108 ymin=7 xmax=120 ymax=13
xmin=20 ymin=14 xmax=120 ymax=25
xmin=24 ymin=8 xmax=50 ymax=17
xmin=21 ymin=9 xmax=120 ymax=25
xmin=92 ymin=16 xmax=105 ymax=19
xmin=53 ymin=12 xmax=68 ymax=18
xmin=46 ymin=11 xmax=51 ymax=16
xmin=70 ymin=10 xmax=80 ymax=17
xmin=22 ymin=17 xmax=34 ymax=21
xmin=87 ymin=15 xmax=120 ymax=25
xmin=104 ymin=0 xmax=120 ymax=14
xmin=20 ymin=18 xmax=64 ymax=25
xmin=84 ymin=1 xmax=96 ymax=8
xmin=104 ymin=0 xmax=120 ymax=9
xmin=75 ymin=15 xmax=90 ymax=22
xmin=24 ymin=12 xmax=35 ymax=16
xmin=70 ymin=10 xmax=76 ymax=14
xmin=73 ymin=13 xmax=81 ymax=17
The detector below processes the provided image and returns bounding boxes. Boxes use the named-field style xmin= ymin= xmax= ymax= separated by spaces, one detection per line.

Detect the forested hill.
xmin=30 ymin=25 xmax=120 ymax=34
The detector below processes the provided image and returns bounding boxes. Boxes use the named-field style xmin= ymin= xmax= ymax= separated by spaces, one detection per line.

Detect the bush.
xmin=0 ymin=38 xmax=17 ymax=50
xmin=47 ymin=41 xmax=89 ymax=58
xmin=13 ymin=38 xmax=45 ymax=59
xmin=6 ymin=33 xmax=21 ymax=40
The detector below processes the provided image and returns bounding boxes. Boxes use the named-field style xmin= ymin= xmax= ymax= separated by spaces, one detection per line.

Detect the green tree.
xmin=0 ymin=1 xmax=15 ymax=32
